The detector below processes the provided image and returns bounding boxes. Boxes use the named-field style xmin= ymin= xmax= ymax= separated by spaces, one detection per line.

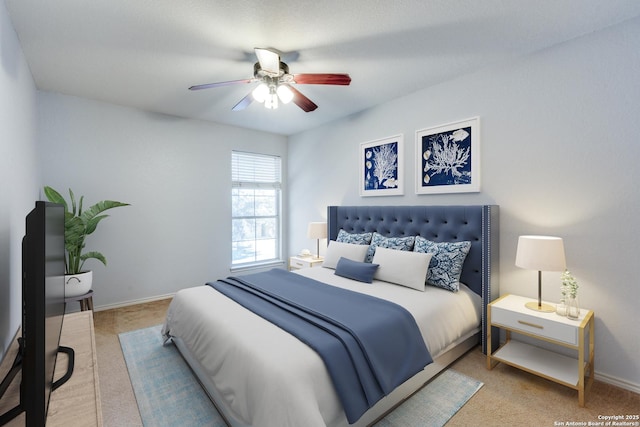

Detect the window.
xmin=231 ymin=151 xmax=282 ymax=267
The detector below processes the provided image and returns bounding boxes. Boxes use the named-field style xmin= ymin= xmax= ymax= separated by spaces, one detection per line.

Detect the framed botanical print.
xmin=415 ymin=117 xmax=480 ymax=194
xmin=360 ymin=135 xmax=403 ymax=196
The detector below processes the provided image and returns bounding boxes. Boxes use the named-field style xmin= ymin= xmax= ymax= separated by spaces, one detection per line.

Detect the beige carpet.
xmin=94 ymin=299 xmax=640 ymax=427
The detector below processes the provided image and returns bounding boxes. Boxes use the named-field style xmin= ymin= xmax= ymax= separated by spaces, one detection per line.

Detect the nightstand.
xmin=288 ymin=255 xmax=324 ymax=271
xmin=487 ymin=294 xmax=594 ymax=406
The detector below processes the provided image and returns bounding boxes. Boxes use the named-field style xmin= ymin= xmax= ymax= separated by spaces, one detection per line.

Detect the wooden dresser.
xmin=0 ymin=311 xmax=103 ymax=426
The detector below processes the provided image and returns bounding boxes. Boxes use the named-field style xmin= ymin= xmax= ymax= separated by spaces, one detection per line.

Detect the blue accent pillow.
xmin=413 ymin=236 xmax=471 ymax=292
xmin=365 ymin=232 xmax=415 ymax=263
xmin=334 ymin=257 xmax=379 ymax=283
xmin=336 ymin=229 xmax=373 ymax=245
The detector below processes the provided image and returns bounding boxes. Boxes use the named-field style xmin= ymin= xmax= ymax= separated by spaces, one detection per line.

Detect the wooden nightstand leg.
xmin=585 ymin=315 xmax=595 ymax=396
xmin=578 ymin=314 xmax=596 ymax=407
xmin=577 ymin=313 xmax=595 ymax=407
xmin=486 ymin=306 xmax=493 ymax=370
xmin=589 ymin=317 xmax=595 ymax=380
xmin=578 ymin=327 xmax=585 ymax=406
xmin=486 ymin=327 xmax=493 ymax=370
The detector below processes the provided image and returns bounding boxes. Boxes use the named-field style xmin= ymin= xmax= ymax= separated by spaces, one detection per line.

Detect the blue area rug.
xmin=120 ymin=325 xmax=483 ymax=427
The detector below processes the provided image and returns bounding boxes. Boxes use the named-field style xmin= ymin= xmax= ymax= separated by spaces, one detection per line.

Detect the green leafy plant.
xmin=560 ymin=269 xmax=579 ymax=299
xmin=44 ymin=186 xmax=129 ymax=275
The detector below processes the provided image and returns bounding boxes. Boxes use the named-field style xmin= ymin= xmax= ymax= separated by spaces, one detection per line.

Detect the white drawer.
xmin=491 ymin=305 xmax=578 ymax=345
xmin=290 ymin=258 xmax=308 ymax=269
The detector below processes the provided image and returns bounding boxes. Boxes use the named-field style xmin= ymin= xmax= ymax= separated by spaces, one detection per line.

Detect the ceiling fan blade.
xmin=255 ymin=48 xmax=281 ymax=75
xmin=292 ymin=73 xmax=351 ymax=85
xmin=288 ymin=86 xmax=318 ymax=112
xmin=189 ymin=78 xmax=254 ymax=91
xmin=232 ymin=93 xmax=254 ymax=111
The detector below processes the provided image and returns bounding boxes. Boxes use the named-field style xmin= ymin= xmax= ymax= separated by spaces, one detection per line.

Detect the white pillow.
xmin=372 ymin=247 xmax=433 ymax=291
xmin=322 ymin=241 xmax=370 ymax=269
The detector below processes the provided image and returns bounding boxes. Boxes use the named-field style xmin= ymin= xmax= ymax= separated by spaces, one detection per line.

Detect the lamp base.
xmin=525 ymin=301 xmax=555 ymax=313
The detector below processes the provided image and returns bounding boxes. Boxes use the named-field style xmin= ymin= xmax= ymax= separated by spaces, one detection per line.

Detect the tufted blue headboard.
xmin=327 ymin=205 xmax=499 ymax=354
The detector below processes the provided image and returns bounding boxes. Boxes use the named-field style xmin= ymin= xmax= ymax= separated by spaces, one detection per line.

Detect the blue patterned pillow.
xmin=365 ymin=232 xmax=415 ymax=263
xmin=414 ymin=236 xmax=471 ymax=292
xmin=336 ymin=229 xmax=373 ymax=245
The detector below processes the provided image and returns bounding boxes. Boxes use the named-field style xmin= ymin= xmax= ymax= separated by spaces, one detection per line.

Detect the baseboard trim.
xmin=595 ymin=371 xmax=640 ymax=395
xmin=92 ymin=293 xmax=175 ymax=312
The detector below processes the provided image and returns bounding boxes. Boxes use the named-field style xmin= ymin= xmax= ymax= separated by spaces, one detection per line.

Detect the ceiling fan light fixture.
xmin=276 ymin=84 xmax=294 ymax=104
xmin=189 ymin=47 xmax=350 ymax=112
xmin=265 ymin=92 xmax=278 ymax=109
xmin=252 ymin=83 xmax=269 ymax=103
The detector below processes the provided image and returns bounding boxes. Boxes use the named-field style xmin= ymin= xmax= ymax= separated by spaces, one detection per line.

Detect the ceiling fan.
xmin=189 ymin=48 xmax=351 ymax=112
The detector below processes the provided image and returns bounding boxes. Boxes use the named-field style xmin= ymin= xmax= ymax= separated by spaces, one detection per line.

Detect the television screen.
xmin=21 ymin=201 xmax=68 ymax=426
xmin=43 ymin=203 xmax=66 ymax=417
xmin=1 ymin=201 xmax=72 ymax=426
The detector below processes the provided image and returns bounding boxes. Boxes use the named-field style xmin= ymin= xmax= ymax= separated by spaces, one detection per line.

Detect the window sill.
xmin=230 ymin=260 xmax=285 ymax=273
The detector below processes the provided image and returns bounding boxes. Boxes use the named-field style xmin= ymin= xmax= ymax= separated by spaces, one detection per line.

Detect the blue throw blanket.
xmin=208 ymin=268 xmax=432 ymax=423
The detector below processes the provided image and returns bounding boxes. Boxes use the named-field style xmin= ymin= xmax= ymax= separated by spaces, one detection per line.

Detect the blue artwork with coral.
xmin=363 ymin=141 xmax=399 ymax=191
xmin=421 ymin=126 xmax=472 ymax=187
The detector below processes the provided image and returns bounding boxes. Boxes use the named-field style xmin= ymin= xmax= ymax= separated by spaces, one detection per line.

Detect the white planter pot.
xmin=65 ymin=271 xmax=93 ymax=298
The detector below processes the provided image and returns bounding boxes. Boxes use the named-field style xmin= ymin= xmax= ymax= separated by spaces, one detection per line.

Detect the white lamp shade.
xmin=252 ymin=83 xmax=269 ymax=103
xmin=515 ymin=235 xmax=566 ymax=271
xmin=307 ymin=222 xmax=327 ymax=239
xmin=277 ymin=84 xmax=294 ymax=104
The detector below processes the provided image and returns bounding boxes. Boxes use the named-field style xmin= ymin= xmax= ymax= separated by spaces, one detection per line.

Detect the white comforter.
xmin=161 ymin=267 xmax=480 ymax=427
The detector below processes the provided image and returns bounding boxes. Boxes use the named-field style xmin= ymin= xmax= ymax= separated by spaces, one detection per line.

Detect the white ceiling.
xmin=6 ymin=0 xmax=640 ymax=135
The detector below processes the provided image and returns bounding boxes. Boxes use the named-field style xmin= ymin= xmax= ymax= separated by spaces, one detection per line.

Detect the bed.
xmin=162 ymin=205 xmax=499 ymax=427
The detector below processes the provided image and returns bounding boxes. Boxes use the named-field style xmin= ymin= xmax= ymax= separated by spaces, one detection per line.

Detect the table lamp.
xmin=515 ymin=235 xmax=566 ymax=312
xmin=307 ymin=222 xmax=327 ymax=259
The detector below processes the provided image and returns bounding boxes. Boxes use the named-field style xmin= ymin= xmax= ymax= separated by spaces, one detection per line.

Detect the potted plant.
xmin=44 ymin=186 xmax=129 ymax=297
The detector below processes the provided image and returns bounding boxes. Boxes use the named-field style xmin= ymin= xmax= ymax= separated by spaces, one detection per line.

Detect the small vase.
xmin=566 ymin=296 xmax=580 ymax=319
xmin=556 ymin=300 xmax=567 ymax=317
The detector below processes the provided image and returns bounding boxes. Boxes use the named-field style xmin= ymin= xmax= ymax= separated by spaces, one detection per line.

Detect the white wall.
xmin=0 ymin=1 xmax=39 ymax=359
xmin=37 ymin=93 xmax=288 ymax=308
xmin=289 ymin=18 xmax=640 ymax=391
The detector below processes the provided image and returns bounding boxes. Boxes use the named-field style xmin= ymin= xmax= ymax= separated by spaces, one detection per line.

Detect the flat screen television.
xmin=0 ymin=201 xmax=74 ymax=426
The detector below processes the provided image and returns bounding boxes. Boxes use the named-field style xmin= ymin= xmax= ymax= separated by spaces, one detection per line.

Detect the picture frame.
xmin=360 ymin=134 xmax=404 ymax=197
xmin=415 ymin=117 xmax=480 ymax=194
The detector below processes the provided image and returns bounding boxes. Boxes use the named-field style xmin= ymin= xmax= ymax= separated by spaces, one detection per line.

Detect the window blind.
xmin=232 ymin=151 xmax=281 ymax=189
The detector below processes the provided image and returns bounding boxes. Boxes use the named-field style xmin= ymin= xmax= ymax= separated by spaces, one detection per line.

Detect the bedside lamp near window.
xmin=515 ymin=235 xmax=566 ymax=312
xmin=307 ymin=222 xmax=327 ymax=260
